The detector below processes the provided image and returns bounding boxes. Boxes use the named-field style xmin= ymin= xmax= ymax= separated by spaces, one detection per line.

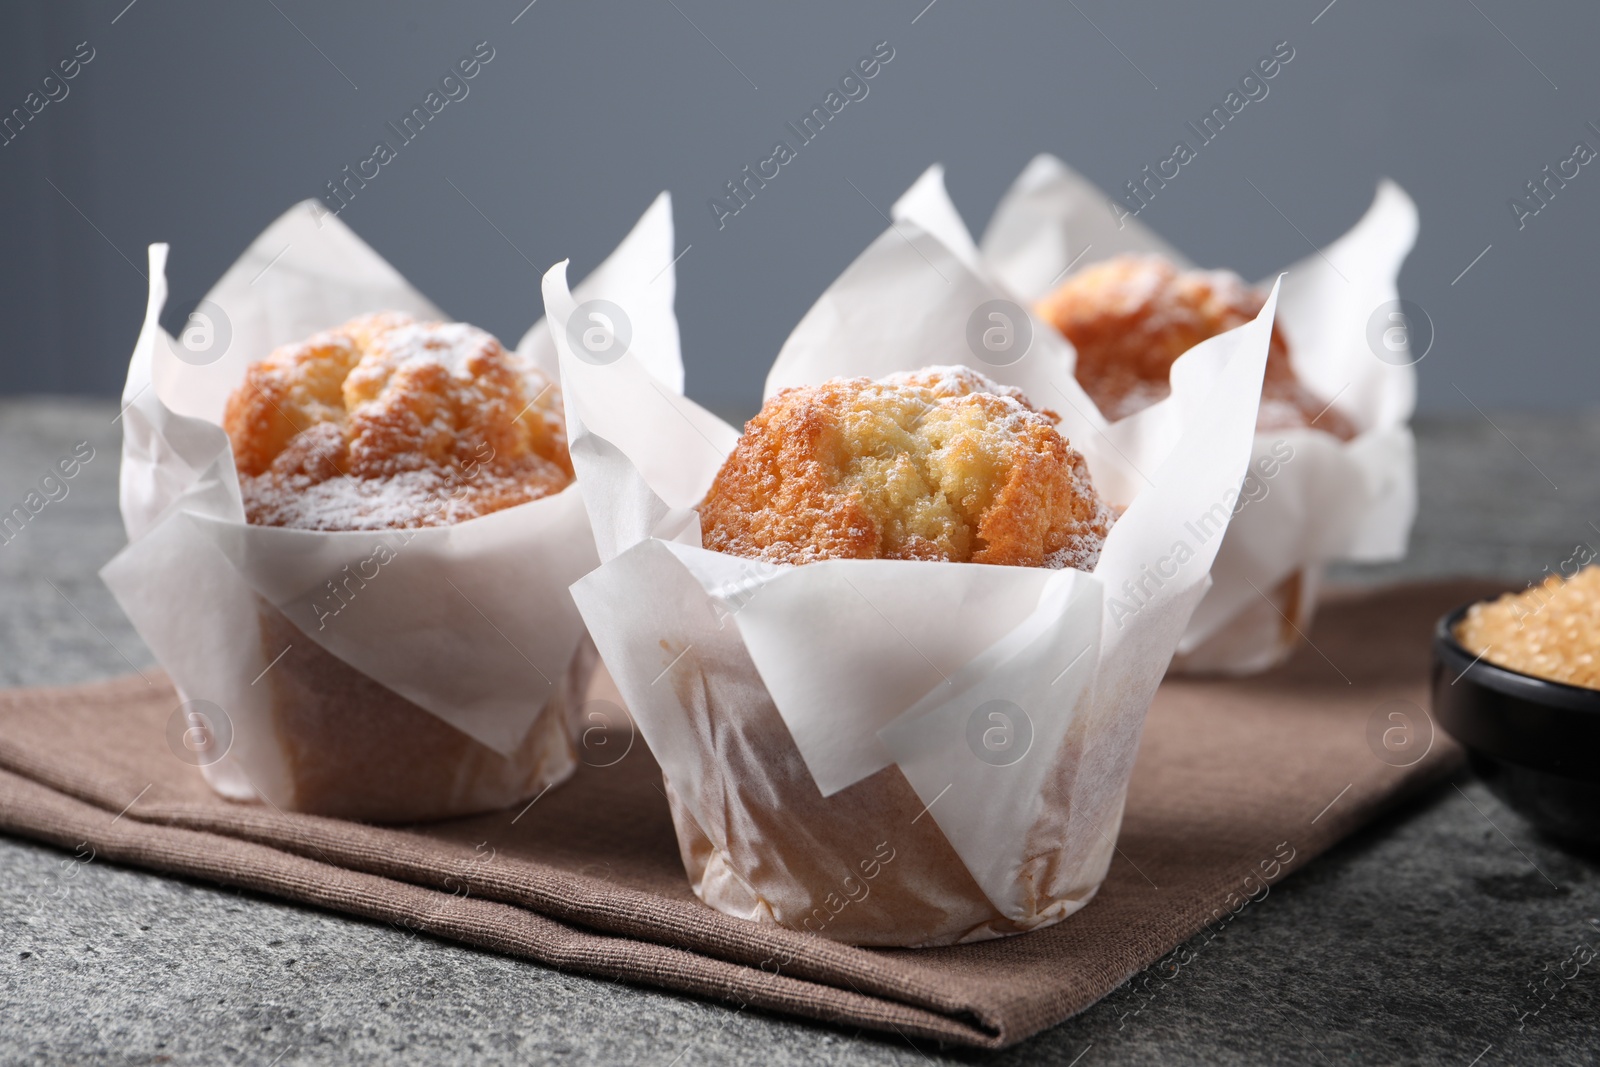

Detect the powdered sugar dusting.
xmin=230 ymin=314 xmax=571 ymax=531
xmin=883 ymin=364 xmax=1062 ymax=429
xmin=701 ymin=364 xmax=1112 ymax=571
xmin=243 ymin=462 xmax=566 ymax=531
xmin=1045 ymin=497 xmax=1116 ymax=572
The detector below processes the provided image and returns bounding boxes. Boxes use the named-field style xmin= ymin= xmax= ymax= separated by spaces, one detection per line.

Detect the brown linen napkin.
xmin=0 ymin=580 xmax=1496 ymax=1050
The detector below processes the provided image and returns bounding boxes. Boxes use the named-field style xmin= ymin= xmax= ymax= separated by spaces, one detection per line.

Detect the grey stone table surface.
xmin=2 ymin=397 xmax=1598 ymax=1066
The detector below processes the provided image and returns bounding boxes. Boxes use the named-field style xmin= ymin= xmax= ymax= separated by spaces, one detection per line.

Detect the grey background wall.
xmin=1 ymin=0 xmax=1593 ymax=418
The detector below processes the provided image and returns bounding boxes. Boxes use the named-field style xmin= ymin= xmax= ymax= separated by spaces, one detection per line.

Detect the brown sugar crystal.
xmin=1455 ymin=565 xmax=1600 ymax=690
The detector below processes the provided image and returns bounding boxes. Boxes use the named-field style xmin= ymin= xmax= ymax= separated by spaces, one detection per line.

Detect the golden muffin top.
xmin=1035 ymin=254 xmax=1355 ymax=439
xmin=224 ymin=312 xmax=571 ymax=530
xmin=699 ymin=365 xmax=1114 ymax=569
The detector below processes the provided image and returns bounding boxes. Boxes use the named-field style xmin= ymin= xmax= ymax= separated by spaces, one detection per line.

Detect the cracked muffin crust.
xmin=223 ymin=312 xmax=571 ymax=530
xmin=699 ymin=365 xmax=1113 ymax=569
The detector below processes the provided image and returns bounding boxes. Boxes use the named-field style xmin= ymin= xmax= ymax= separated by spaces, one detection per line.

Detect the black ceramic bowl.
xmin=1432 ymin=601 xmax=1600 ymax=845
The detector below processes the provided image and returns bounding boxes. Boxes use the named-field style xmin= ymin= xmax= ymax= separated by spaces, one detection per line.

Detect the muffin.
xmin=225 ymin=311 xmax=571 ymax=530
xmin=699 ymin=365 xmax=1114 ymax=570
xmin=219 ymin=312 xmax=582 ymax=821
xmin=1035 ymin=254 xmax=1357 ymax=439
xmin=1455 ymin=565 xmax=1600 ymax=690
xmin=553 ymin=244 xmax=1272 ymax=943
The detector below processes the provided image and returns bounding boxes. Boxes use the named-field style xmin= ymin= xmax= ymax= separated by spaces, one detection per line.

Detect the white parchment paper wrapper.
xmin=891 ymin=157 xmax=1419 ymax=674
xmin=100 ymin=194 xmax=681 ymax=820
xmin=548 ymin=211 xmax=1275 ymax=945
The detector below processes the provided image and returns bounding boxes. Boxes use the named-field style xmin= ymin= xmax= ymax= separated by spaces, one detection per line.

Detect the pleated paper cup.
xmin=103 ymin=195 xmax=680 ymax=821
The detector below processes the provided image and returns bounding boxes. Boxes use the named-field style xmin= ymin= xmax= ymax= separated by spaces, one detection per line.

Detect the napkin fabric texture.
xmin=0 ymin=581 xmax=1490 ymax=1050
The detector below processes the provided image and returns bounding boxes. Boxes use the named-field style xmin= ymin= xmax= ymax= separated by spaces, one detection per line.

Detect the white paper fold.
xmin=552 ymin=207 xmax=1276 ymax=941
xmin=102 ymin=195 xmax=680 ymax=812
xmin=890 ymin=156 xmax=1418 ymax=672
